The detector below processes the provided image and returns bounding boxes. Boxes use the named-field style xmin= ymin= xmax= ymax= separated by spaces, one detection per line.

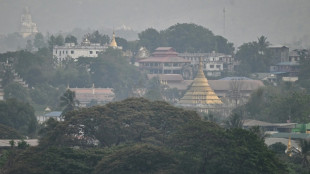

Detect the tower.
xmin=20 ymin=7 xmax=38 ymax=38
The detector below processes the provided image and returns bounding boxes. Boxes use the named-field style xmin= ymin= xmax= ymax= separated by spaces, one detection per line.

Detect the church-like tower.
xmin=179 ymin=57 xmax=222 ymax=105
xmin=20 ymin=7 xmax=38 ymax=38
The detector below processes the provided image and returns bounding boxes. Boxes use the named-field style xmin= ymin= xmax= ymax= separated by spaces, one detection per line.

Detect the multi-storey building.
xmin=138 ymin=47 xmax=191 ymax=77
xmin=53 ymin=32 xmax=122 ymax=62
xmin=178 ymin=51 xmax=234 ymax=77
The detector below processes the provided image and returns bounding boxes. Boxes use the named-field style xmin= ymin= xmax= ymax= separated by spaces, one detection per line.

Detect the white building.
xmin=53 ymin=32 xmax=122 ymax=62
xmin=53 ymin=42 xmax=108 ymax=62
xmin=178 ymin=52 xmax=234 ymax=77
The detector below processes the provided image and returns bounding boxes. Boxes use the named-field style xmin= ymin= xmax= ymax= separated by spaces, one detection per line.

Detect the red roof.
xmin=147 ymin=74 xmax=184 ymax=81
xmin=69 ymin=88 xmax=114 ymax=94
xmin=139 ymin=56 xmax=190 ymax=63
xmin=155 ymin=47 xmax=175 ymax=51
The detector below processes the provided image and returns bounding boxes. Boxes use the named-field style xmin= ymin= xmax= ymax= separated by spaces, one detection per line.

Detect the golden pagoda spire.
xmin=287 ymin=136 xmax=292 ymax=157
xmin=179 ymin=57 xmax=222 ymax=105
xmin=110 ymin=31 xmax=118 ymax=47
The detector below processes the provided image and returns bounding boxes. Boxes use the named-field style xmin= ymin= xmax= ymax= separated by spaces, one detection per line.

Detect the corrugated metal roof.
xmin=45 ymin=111 xmax=62 ymax=117
xmin=276 ymin=62 xmax=299 ymax=66
xmin=219 ymin=77 xmax=253 ymax=80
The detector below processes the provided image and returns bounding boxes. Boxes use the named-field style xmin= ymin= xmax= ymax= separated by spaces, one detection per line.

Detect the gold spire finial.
xmin=287 ymin=136 xmax=292 ymax=157
xmin=110 ymin=31 xmax=118 ymax=47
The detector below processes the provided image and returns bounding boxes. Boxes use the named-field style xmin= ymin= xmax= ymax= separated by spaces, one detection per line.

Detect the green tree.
xmin=90 ymin=48 xmax=145 ymax=100
xmin=115 ymin=37 xmax=128 ymax=50
xmin=25 ymin=39 xmax=33 ymax=52
xmin=138 ymin=28 xmax=163 ymax=52
xmin=0 ymin=123 xmax=23 ymax=139
xmin=0 ymin=99 xmax=37 ymax=136
xmin=89 ymin=30 xmax=110 ymax=45
xmin=225 ymin=112 xmax=243 ymax=129
xmin=33 ymin=32 xmax=46 ymax=49
xmin=55 ymin=34 xmax=64 ymax=46
xmin=235 ymin=36 xmax=272 ymax=75
xmin=65 ymin=34 xmax=78 ymax=45
xmin=4 ymin=82 xmax=30 ymax=103
xmin=269 ymin=142 xmax=287 ymax=154
xmin=60 ymin=89 xmax=79 ymax=116
xmin=94 ymin=144 xmax=180 ymax=174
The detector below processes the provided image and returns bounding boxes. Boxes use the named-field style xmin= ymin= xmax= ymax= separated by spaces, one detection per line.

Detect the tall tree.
xmin=65 ymin=35 xmax=78 ymax=45
xmin=138 ymin=28 xmax=162 ymax=52
xmin=60 ymin=89 xmax=79 ymax=116
xmin=33 ymin=32 xmax=46 ymax=49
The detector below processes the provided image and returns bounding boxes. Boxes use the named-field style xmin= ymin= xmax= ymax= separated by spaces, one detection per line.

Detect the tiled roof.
xmin=147 ymin=74 xmax=184 ymax=81
xmin=219 ymin=77 xmax=253 ymax=80
xmin=139 ymin=56 xmax=190 ymax=63
xmin=155 ymin=47 xmax=174 ymax=51
xmin=70 ymin=88 xmax=114 ymax=94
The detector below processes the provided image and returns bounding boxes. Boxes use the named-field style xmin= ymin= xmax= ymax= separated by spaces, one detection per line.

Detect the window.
xmin=55 ymin=50 xmax=57 ymax=54
xmin=66 ymin=51 xmax=68 ymax=54
xmin=216 ymin=65 xmax=221 ymax=68
xmin=90 ymin=51 xmax=93 ymax=54
xmin=71 ymin=50 xmax=74 ymax=54
xmin=210 ymin=65 xmax=214 ymax=68
xmin=96 ymin=51 xmax=99 ymax=54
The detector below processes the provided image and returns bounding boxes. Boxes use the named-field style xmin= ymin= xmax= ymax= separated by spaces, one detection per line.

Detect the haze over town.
xmin=1 ymin=0 xmax=310 ymax=47
xmin=1 ymin=0 xmax=310 ymax=173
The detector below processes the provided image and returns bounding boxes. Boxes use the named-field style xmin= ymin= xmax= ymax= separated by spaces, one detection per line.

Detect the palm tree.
xmin=257 ymin=35 xmax=269 ymax=55
xmin=225 ymin=113 xmax=243 ymax=129
xmin=60 ymin=89 xmax=79 ymax=116
xmin=299 ymin=139 xmax=310 ymax=168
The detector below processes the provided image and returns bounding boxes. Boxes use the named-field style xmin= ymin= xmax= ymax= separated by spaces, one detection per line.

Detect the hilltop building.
xmin=177 ymin=58 xmax=224 ymax=113
xmin=20 ymin=7 xmax=38 ymax=38
xmin=53 ymin=32 xmax=122 ymax=62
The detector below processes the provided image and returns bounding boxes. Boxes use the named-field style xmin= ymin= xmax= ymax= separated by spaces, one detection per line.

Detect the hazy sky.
xmin=1 ymin=0 xmax=310 ymax=47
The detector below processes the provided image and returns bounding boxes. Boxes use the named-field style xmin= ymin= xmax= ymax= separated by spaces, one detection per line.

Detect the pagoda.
xmin=178 ymin=57 xmax=222 ymax=112
xmin=109 ymin=32 xmax=118 ymax=48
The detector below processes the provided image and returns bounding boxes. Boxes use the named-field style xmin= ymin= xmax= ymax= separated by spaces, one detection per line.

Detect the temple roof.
xmin=178 ymin=58 xmax=222 ymax=105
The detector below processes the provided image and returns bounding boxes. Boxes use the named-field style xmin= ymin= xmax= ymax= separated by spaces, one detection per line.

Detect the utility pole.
xmin=223 ymin=8 xmax=226 ymax=36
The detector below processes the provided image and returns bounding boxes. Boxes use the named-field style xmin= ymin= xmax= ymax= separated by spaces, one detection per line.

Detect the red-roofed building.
xmin=139 ymin=47 xmax=191 ymax=76
xmin=69 ymin=86 xmax=115 ymax=107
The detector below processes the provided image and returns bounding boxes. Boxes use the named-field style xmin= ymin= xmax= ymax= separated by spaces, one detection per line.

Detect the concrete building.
xmin=268 ymin=45 xmax=289 ymax=63
xmin=53 ymin=32 xmax=122 ymax=62
xmin=138 ymin=47 xmax=191 ymax=77
xmin=69 ymin=85 xmax=115 ymax=107
xmin=20 ymin=7 xmax=38 ymax=38
xmin=178 ymin=51 xmax=234 ymax=77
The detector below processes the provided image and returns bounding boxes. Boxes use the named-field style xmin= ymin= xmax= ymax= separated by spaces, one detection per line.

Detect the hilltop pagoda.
xmin=178 ymin=57 xmax=223 ymax=113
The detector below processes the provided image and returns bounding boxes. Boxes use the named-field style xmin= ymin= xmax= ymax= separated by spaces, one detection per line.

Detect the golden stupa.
xmin=109 ymin=32 xmax=118 ymax=47
xmin=179 ymin=58 xmax=222 ymax=105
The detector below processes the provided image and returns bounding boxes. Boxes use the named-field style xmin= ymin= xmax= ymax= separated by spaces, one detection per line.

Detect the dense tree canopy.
xmin=138 ymin=23 xmax=234 ymax=54
xmin=235 ymin=85 xmax=310 ymax=123
xmin=2 ymin=98 xmax=288 ymax=174
xmin=0 ymin=99 xmax=37 ymax=136
xmin=235 ymin=36 xmax=273 ymax=75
